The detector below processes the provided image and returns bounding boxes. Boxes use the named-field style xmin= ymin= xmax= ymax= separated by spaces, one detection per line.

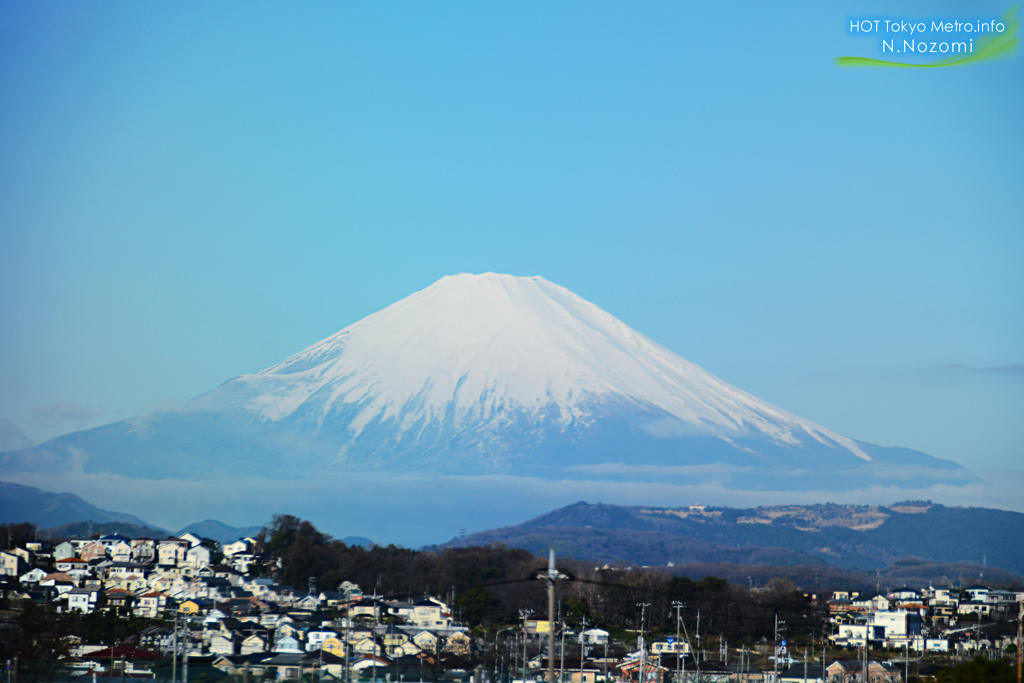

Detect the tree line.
xmin=260 ymin=515 xmax=824 ymax=646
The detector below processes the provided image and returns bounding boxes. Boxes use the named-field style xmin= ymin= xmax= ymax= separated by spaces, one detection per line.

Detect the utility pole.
xmin=773 ymin=615 xmax=785 ymax=683
xmin=580 ymin=616 xmax=588 ymax=683
xmin=537 ymin=550 xmax=567 ymax=683
xmin=559 ymin=624 xmax=565 ymax=683
xmin=637 ymin=603 xmax=650 ymax=683
xmin=520 ymin=609 xmax=534 ymax=683
xmin=172 ymin=614 xmax=178 ymax=683
xmin=695 ymin=610 xmax=701 ymax=666
xmin=671 ymin=602 xmax=684 ymax=683
xmin=1017 ymin=599 xmax=1022 ymax=683
xmin=822 ymin=635 xmax=827 ymax=683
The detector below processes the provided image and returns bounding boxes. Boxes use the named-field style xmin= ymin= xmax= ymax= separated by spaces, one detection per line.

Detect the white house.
xmin=186 ymin=545 xmax=213 ymax=568
xmin=870 ymin=611 xmax=922 ymax=645
xmin=222 ymin=538 xmax=255 ymax=557
xmin=275 ymin=635 xmax=304 ymax=654
xmin=389 ymin=597 xmax=452 ymax=628
xmin=110 ymin=542 xmax=133 ymax=563
xmin=68 ymin=587 xmax=100 ymax=613
xmin=832 ymin=623 xmax=870 ymax=647
xmin=210 ymin=634 xmax=237 ymax=656
xmin=307 ymin=630 xmax=340 ymax=652
xmin=158 ymin=538 xmax=190 ymax=566
xmin=19 ymin=568 xmax=47 ymax=584
xmin=179 ymin=532 xmax=204 ymax=548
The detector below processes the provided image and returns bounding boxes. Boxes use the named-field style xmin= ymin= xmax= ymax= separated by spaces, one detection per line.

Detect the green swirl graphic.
xmin=836 ymin=4 xmax=1019 ymax=67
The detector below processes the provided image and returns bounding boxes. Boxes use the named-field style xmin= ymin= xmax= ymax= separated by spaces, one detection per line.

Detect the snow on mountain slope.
xmin=194 ymin=273 xmax=870 ymax=462
xmin=3 ymin=273 xmax=976 ymax=489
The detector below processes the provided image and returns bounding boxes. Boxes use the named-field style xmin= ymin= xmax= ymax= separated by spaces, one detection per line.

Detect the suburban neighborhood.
xmin=1 ymin=529 xmax=1022 ymax=683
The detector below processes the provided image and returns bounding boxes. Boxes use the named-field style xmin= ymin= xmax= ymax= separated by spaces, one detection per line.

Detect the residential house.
xmin=851 ymin=593 xmax=891 ymax=613
xmin=985 ymin=590 xmax=1019 ymax=613
xmin=870 ymin=611 xmax=922 ymax=646
xmin=158 ymin=538 xmax=190 ymax=566
xmin=107 ymin=560 xmax=147 ymax=576
xmin=110 ymin=541 xmax=133 ymax=563
xmin=350 ymin=597 xmax=388 ymax=622
xmin=0 ymin=550 xmax=26 ymax=577
xmin=80 ymin=541 xmax=108 ymax=562
xmin=825 ymin=659 xmax=901 ymax=683
xmin=150 ymin=572 xmax=188 ymax=597
xmin=97 ymin=533 xmax=131 ymax=550
xmin=275 ymin=634 xmax=304 ymax=654
xmin=18 ymin=568 xmax=47 ymax=584
xmin=779 ymin=662 xmax=825 ymax=683
xmin=39 ymin=572 xmax=76 ymax=595
xmin=388 ymin=597 xmax=452 ymax=628
xmin=650 ymin=637 xmax=689 ymax=655
xmin=409 ymin=630 xmax=441 ymax=654
xmin=321 ymin=636 xmax=348 ymax=658
xmin=11 ymin=547 xmax=33 ymax=566
xmin=379 ymin=628 xmax=411 ymax=655
xmin=131 ymin=538 xmax=157 ymax=563
xmin=187 ymin=544 xmax=213 ymax=569
xmin=910 ymin=637 xmax=949 ymax=652
xmin=210 ymin=633 xmax=239 ymax=656
xmin=958 ymin=601 xmax=992 ymax=618
xmin=56 ymin=557 xmax=89 ymax=573
xmin=832 ymin=623 xmax=870 ymax=648
xmin=581 ymin=628 xmax=610 ymax=645
xmin=222 ymin=538 xmax=255 ymax=557
xmin=230 ymin=552 xmax=256 ymax=573
xmin=179 ymin=532 xmax=205 ymax=547
xmin=245 ymin=577 xmax=276 ymax=598
xmin=618 ymin=657 xmax=667 ymax=683
xmin=241 ymin=634 xmax=269 ymax=655
xmin=105 ymin=588 xmax=136 ymax=613
xmin=262 ymin=652 xmax=312 ymax=680
xmin=964 ymin=585 xmax=989 ymax=602
xmin=68 ymin=587 xmax=101 ymax=613
xmin=208 ymin=565 xmax=245 ymax=586
xmin=294 ymin=594 xmax=320 ymax=611
xmin=135 ymin=591 xmax=168 ymax=618
xmin=105 ymin=572 xmax=148 ymax=592
xmin=180 ymin=598 xmax=214 ymax=615
xmin=54 ymin=541 xmax=77 ymax=561
xmin=353 ymin=635 xmax=384 ymax=657
xmin=445 ymin=631 xmax=471 ymax=656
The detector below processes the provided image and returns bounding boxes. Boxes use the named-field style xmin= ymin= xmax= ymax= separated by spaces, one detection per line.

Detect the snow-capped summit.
xmin=5 ymin=274 xmax=975 ymax=489
xmin=199 ymin=273 xmax=868 ymax=462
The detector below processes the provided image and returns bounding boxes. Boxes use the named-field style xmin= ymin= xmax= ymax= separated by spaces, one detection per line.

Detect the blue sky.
xmin=1 ymin=1 xmax=1021 ymax=523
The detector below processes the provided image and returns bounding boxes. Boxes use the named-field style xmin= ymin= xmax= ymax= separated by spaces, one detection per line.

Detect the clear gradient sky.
xmin=1 ymin=2 xmax=1022 ymax=510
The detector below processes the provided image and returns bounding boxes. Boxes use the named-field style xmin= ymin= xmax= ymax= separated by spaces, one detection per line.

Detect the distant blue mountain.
xmin=0 ymin=480 xmax=165 ymax=532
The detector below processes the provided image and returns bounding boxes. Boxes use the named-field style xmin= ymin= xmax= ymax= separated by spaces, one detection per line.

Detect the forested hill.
xmin=442 ymin=501 xmax=1024 ymax=575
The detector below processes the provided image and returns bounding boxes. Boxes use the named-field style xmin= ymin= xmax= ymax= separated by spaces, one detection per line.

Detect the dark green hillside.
xmin=861 ymin=504 xmax=1024 ymax=571
xmin=444 ymin=501 xmax=1024 ymax=577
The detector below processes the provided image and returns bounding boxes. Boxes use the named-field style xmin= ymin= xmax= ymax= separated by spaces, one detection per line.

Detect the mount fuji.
xmin=2 ymin=273 xmax=975 ymax=492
